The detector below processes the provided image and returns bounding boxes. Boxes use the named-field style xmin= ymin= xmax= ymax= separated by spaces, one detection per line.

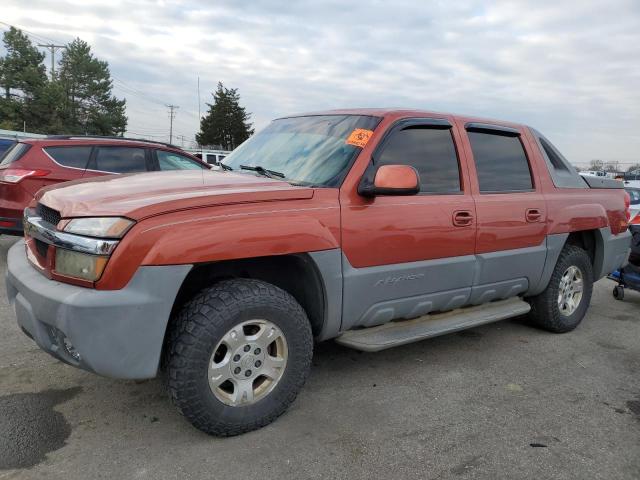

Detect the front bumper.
xmin=6 ymin=241 xmax=191 ymax=379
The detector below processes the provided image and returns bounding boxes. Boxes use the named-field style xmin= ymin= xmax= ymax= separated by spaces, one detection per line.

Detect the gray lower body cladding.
xmin=6 ymin=241 xmax=191 ymax=379
xmin=311 ymin=228 xmax=631 ymax=338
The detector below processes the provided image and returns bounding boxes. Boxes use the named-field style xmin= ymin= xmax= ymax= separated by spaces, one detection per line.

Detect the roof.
xmin=279 ymin=108 xmax=527 ymax=129
xmin=18 ymin=136 xmax=183 ymax=150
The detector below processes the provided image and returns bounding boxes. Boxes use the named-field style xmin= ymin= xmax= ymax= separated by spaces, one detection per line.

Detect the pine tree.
xmin=196 ymin=82 xmax=254 ymax=150
xmin=57 ymin=38 xmax=127 ymax=135
xmin=0 ymin=27 xmax=47 ymax=130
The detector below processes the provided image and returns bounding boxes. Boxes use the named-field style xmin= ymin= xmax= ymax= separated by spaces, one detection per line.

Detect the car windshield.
xmin=223 ymin=114 xmax=381 ymax=186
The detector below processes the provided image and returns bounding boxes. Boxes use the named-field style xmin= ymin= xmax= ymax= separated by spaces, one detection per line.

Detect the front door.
xmin=340 ymin=118 xmax=477 ymax=330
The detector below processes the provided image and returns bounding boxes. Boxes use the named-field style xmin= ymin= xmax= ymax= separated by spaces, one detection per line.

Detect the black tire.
xmin=527 ymin=244 xmax=594 ymax=333
xmin=167 ymin=279 xmax=313 ymax=436
xmin=613 ymin=285 xmax=624 ymax=301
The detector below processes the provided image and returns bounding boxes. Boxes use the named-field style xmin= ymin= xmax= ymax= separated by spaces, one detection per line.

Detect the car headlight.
xmin=63 ymin=217 xmax=134 ymax=238
xmin=55 ymin=249 xmax=109 ymax=281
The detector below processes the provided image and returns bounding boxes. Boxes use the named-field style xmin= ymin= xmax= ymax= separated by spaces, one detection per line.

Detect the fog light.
xmin=62 ymin=336 xmax=81 ymax=362
xmin=54 ymin=248 xmax=109 ymax=281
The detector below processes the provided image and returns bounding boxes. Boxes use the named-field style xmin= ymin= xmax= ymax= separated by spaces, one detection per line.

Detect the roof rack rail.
xmin=45 ymin=135 xmax=181 ymax=149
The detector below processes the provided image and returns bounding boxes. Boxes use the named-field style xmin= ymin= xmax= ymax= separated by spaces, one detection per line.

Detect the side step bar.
xmin=335 ymin=297 xmax=531 ymax=352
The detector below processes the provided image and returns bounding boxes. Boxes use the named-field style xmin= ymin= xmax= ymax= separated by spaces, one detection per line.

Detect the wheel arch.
xmin=529 ymin=229 xmax=598 ymax=296
xmin=161 ymin=252 xmax=339 ymax=367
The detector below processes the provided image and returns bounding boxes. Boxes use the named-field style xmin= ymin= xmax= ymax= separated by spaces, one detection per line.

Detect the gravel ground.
xmin=0 ymin=236 xmax=638 ymax=480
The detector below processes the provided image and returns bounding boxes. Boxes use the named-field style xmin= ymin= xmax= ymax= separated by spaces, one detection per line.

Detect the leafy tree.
xmin=197 ymin=82 xmax=254 ymax=150
xmin=57 ymin=38 xmax=126 ymax=135
xmin=626 ymin=163 xmax=640 ymax=174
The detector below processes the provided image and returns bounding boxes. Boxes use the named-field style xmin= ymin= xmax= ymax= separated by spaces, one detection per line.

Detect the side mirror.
xmin=358 ymin=164 xmax=420 ymax=197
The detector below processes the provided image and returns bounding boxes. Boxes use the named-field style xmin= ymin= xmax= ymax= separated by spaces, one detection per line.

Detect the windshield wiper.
xmin=219 ymin=162 xmax=233 ymax=171
xmin=240 ymin=164 xmax=285 ymax=179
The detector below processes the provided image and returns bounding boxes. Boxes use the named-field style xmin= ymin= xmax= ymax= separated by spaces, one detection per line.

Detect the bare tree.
xmin=589 ymin=159 xmax=604 ymax=171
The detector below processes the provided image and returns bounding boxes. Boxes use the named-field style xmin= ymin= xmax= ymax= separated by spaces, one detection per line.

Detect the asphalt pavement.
xmin=0 ymin=236 xmax=638 ymax=479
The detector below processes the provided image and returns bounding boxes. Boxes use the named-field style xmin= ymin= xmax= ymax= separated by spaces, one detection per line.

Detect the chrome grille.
xmin=36 ymin=203 xmax=61 ymax=227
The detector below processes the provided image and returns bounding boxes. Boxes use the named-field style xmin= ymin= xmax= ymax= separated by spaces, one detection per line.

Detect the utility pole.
xmin=167 ymin=104 xmax=179 ymax=144
xmin=37 ymin=44 xmax=66 ymax=80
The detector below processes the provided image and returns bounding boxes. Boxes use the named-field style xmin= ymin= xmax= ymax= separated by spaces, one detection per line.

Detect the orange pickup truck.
xmin=6 ymin=109 xmax=631 ymax=436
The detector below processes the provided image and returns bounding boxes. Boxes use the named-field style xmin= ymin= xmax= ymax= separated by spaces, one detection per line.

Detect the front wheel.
xmin=527 ymin=245 xmax=594 ymax=333
xmin=167 ymin=279 xmax=313 ymax=436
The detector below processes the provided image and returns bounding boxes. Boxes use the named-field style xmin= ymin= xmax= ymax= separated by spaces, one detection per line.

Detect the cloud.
xmin=2 ymin=0 xmax=639 ymax=165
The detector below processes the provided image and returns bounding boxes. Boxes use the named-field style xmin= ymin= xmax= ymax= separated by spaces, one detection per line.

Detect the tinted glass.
xmin=468 ymin=132 xmax=533 ymax=192
xmin=93 ymin=147 xmax=148 ymax=173
xmin=539 ymin=137 xmax=569 ymax=172
xmin=0 ymin=140 xmax=14 ymax=158
xmin=206 ymin=154 xmax=218 ymax=164
xmin=376 ymin=127 xmax=460 ymax=193
xmin=224 ymin=115 xmax=381 ymax=186
xmin=0 ymin=142 xmax=30 ymax=165
xmin=628 ymin=188 xmax=640 ymax=205
xmin=45 ymin=146 xmax=92 ymax=169
xmin=157 ymin=150 xmax=205 ymax=170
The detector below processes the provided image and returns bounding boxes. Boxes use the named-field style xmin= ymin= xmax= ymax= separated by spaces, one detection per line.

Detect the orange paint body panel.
xmin=22 ymin=108 xmax=629 ymax=291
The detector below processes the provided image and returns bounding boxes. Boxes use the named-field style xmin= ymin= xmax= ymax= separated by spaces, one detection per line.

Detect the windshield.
xmin=223 ymin=114 xmax=381 ymax=186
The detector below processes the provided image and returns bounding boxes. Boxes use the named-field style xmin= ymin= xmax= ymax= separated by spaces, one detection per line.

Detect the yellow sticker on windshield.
xmin=346 ymin=128 xmax=374 ymax=148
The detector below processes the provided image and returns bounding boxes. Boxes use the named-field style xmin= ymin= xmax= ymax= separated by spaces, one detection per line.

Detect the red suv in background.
xmin=0 ymin=136 xmax=209 ymax=235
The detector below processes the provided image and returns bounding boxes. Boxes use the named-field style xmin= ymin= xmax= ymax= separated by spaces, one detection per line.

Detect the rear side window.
xmin=0 ymin=142 xmax=30 ymax=166
xmin=92 ymin=147 xmax=148 ymax=173
xmin=44 ymin=146 xmax=92 ymax=169
xmin=468 ymin=131 xmax=533 ymax=192
xmin=156 ymin=150 xmax=205 ymax=170
xmin=539 ymin=137 xmax=568 ymax=172
xmin=376 ymin=127 xmax=461 ymax=193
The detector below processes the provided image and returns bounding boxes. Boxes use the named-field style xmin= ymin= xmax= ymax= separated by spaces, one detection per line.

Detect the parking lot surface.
xmin=0 ymin=236 xmax=638 ymax=480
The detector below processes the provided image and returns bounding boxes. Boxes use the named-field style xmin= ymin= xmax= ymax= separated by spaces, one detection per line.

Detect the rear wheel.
xmin=527 ymin=245 xmax=593 ymax=333
xmin=167 ymin=279 xmax=313 ymax=436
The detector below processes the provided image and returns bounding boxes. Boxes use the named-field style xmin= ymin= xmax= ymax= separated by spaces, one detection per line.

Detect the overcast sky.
xmin=2 ymin=0 xmax=639 ymax=166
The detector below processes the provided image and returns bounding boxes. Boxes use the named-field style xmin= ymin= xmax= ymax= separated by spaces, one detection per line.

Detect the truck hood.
xmin=36 ymin=170 xmax=315 ymax=220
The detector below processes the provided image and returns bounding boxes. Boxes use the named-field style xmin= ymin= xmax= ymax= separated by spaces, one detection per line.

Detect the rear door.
xmin=458 ymin=122 xmax=548 ymax=302
xmin=26 ymin=145 xmax=91 ymax=194
xmin=86 ymin=146 xmax=151 ymax=175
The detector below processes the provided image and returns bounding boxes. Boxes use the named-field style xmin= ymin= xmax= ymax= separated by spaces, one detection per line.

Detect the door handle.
xmin=526 ymin=208 xmax=542 ymax=222
xmin=453 ymin=210 xmax=474 ymax=227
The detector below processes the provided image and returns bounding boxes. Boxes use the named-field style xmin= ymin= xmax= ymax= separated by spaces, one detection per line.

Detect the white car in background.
xmin=187 ymin=149 xmax=231 ymax=167
xmin=580 ymin=170 xmax=614 ymax=179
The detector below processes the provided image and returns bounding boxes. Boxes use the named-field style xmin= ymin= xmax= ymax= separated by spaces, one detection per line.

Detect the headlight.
xmin=63 ymin=217 xmax=134 ymax=238
xmin=55 ymin=249 xmax=109 ymax=281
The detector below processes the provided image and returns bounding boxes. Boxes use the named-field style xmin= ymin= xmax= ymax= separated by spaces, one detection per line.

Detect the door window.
xmin=467 ymin=131 xmax=533 ymax=192
xmin=92 ymin=147 xmax=148 ymax=173
xmin=156 ymin=150 xmax=205 ymax=170
xmin=375 ymin=126 xmax=461 ymax=193
xmin=44 ymin=146 xmax=92 ymax=169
